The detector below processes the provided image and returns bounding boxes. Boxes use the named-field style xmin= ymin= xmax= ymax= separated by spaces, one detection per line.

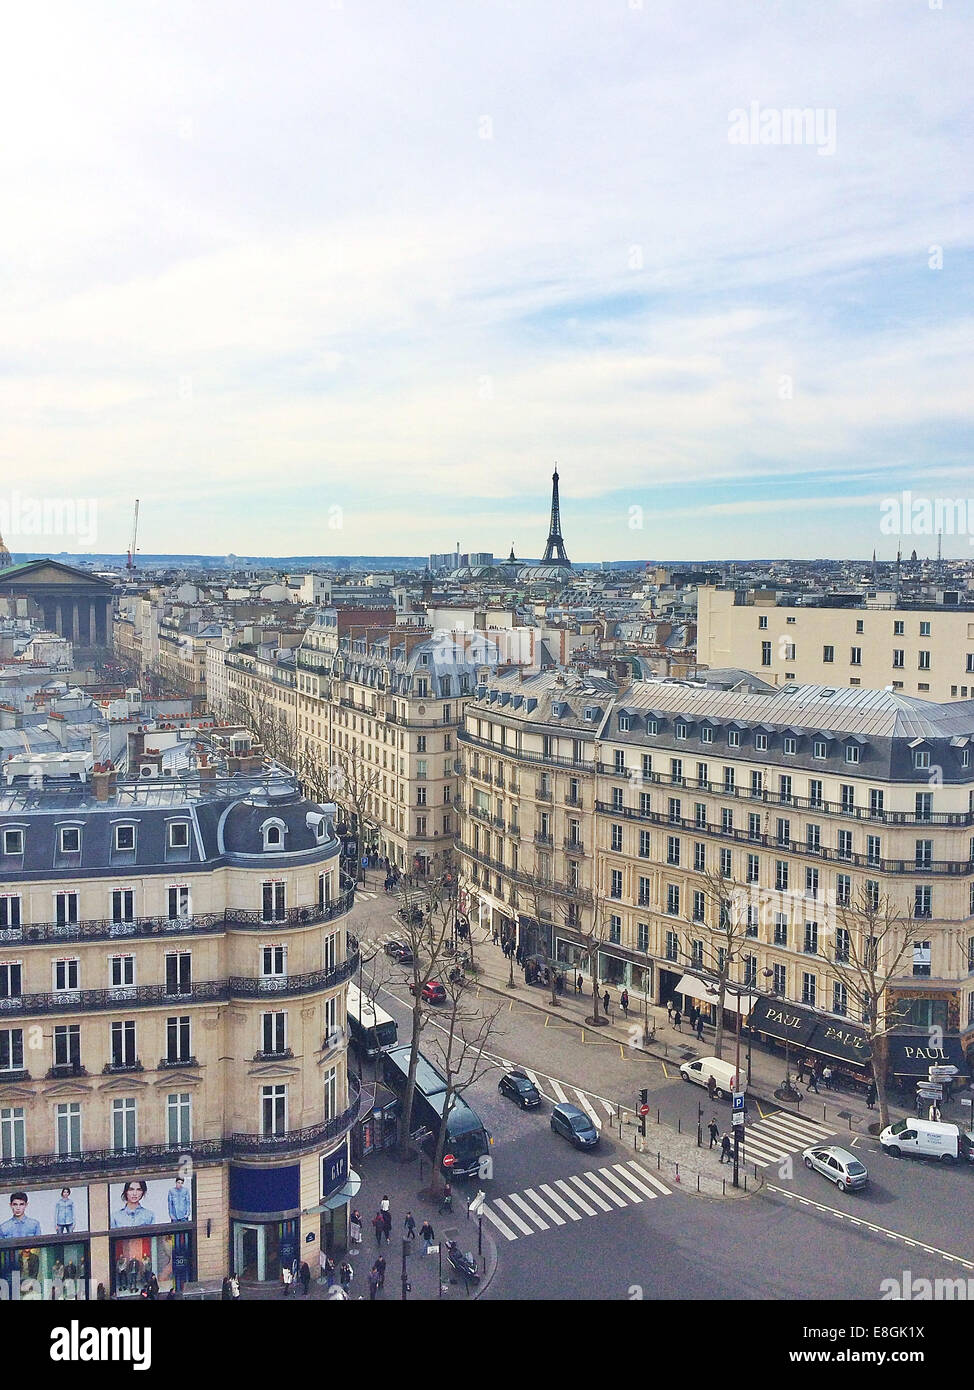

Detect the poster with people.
xmin=0 ymin=1185 xmax=90 ymax=1240
xmin=107 ymin=1173 xmax=194 ymax=1229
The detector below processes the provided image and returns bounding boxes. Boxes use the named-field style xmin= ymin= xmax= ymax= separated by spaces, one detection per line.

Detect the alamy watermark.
xmin=880 ymin=491 xmax=974 ymax=544
xmin=728 ymin=102 xmax=836 ymax=156
xmin=0 ymin=493 xmax=98 ymax=547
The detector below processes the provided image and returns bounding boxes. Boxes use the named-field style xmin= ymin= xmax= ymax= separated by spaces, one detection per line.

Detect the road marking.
xmin=661 ymin=1061 xmax=672 ymax=1079
xmin=524 ymin=1188 xmax=565 ymax=1225
xmin=623 ymin=1161 xmax=672 ymax=1196
xmin=598 ymin=1167 xmax=644 ymax=1203
xmin=556 ymin=1178 xmax=596 ymax=1216
xmin=764 ymin=1184 xmax=974 ymax=1270
xmin=540 ymin=1184 xmax=583 ymax=1220
xmin=582 ymin=1170 xmax=629 ymax=1207
xmin=493 ymin=1198 xmax=533 ymax=1236
xmin=550 ymin=1079 xmax=569 ymax=1104
xmin=572 ymin=1092 xmax=603 ymax=1129
xmin=570 ymin=1174 xmax=612 ymax=1212
xmin=598 ymin=1097 xmax=616 ymax=1117
xmin=480 ymin=1204 xmax=518 ymax=1241
xmin=755 ymin=1100 xmax=772 ymax=1120
xmin=507 ymin=1192 xmax=550 ymax=1230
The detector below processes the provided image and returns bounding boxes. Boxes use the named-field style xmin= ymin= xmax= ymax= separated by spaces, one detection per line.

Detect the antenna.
xmin=127 ymin=500 xmax=140 ymax=575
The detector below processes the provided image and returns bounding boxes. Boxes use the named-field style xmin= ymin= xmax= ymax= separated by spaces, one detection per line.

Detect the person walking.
xmin=420 ymin=1219 xmax=435 ymax=1255
xmin=368 ymin=1266 xmax=380 ymax=1300
xmin=797 ymin=1056 xmax=806 ymax=1083
xmin=350 ymin=1208 xmax=363 ymax=1250
xmin=602 ymin=989 xmax=610 ymax=1018
xmin=666 ymin=1002 xmax=674 ymax=1024
xmin=915 ymin=1090 xmax=926 ymax=1118
xmin=708 ymin=1117 xmax=720 ymax=1148
xmin=707 ymin=1074 xmax=717 ymax=1102
xmin=807 ymin=1068 xmax=820 ymax=1094
xmin=372 ymin=1210 xmax=385 ymax=1246
xmin=146 ymin=1272 xmax=159 ymax=1300
xmin=222 ymin=1276 xmax=233 ymax=1301
xmin=720 ymin=1133 xmax=732 ymax=1164
xmin=929 ymin=1102 xmax=942 ymax=1122
xmin=866 ymin=1081 xmax=877 ymax=1109
xmin=375 ymin=1254 xmax=386 ymax=1291
xmin=281 ymin=1264 xmax=292 ymax=1297
xmin=299 ymin=1261 xmax=311 ymax=1296
xmin=576 ymin=973 xmax=583 ymax=994
xmin=440 ymin=1181 xmax=453 ymax=1214
xmin=340 ymin=1260 xmax=353 ymax=1293
xmin=673 ymin=1009 xmax=682 ymax=1032
xmin=689 ymin=1005 xmax=698 ymax=1030
xmin=696 ymin=1016 xmax=705 ymax=1041
xmin=822 ymin=1065 xmax=833 ymax=1092
xmin=323 ymin=1255 xmax=336 ymax=1288
xmin=403 ymin=1211 xmax=416 ymax=1241
xmin=620 ymin=988 xmax=629 ymax=1018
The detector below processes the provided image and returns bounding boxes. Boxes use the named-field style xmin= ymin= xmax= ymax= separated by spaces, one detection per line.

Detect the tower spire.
xmin=541 ymin=465 xmax=571 ymax=567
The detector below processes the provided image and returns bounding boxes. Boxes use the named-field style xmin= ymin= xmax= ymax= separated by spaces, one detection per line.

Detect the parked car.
xmin=550 ymin=1102 xmax=599 ymax=1150
xmin=409 ymin=980 xmax=447 ymax=1003
xmin=679 ymin=1057 xmax=741 ymax=1099
xmin=802 ymin=1144 xmax=868 ymax=1192
xmin=384 ymin=939 xmax=414 ymax=964
xmin=880 ymin=1118 xmax=974 ymax=1164
xmin=498 ymin=1069 xmax=542 ymax=1109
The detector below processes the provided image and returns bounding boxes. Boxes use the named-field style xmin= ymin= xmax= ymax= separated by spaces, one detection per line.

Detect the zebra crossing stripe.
xmin=597 ymin=1167 xmax=644 ymax=1203
xmin=761 ymin=1112 xmax=834 ymax=1141
xmin=550 ymin=1080 xmax=569 ymax=1103
xmin=506 ymin=1192 xmax=550 ymax=1230
xmin=524 ymin=1188 xmax=565 ymax=1225
xmin=493 ymin=1198 xmax=534 ymax=1235
xmin=540 ymin=1184 xmax=582 ymax=1221
xmin=481 ymin=1204 xmax=518 ymax=1241
xmin=523 ymin=1069 xmax=541 ymax=1088
xmin=569 ymin=1174 xmax=611 ymax=1213
xmin=597 ymin=1097 xmax=616 ymax=1117
xmin=581 ymin=1170 xmax=629 ymax=1207
xmin=555 ymin=1178 xmax=595 ymax=1217
xmin=626 ymin=1161 xmax=672 ymax=1195
xmin=572 ymin=1093 xmax=603 ymax=1129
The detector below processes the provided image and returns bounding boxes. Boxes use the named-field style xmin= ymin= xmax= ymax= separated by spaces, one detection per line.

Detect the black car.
xmin=384 ymin=939 xmax=414 ymax=964
xmin=498 ymin=1069 xmax=542 ymax=1109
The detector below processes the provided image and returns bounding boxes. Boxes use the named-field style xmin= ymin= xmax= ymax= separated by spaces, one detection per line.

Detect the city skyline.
xmin=2 ymin=2 xmax=970 ymax=561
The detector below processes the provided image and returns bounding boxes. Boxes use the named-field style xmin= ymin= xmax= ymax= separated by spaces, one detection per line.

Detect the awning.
xmin=808 ymin=1018 xmax=870 ymax=1066
xmin=885 ymin=1035 xmax=970 ymax=1077
xmin=749 ymin=996 xmax=819 ymax=1049
xmin=305 ymin=1169 xmax=362 ymax=1215
xmin=673 ymin=974 xmax=757 ymax=1016
xmin=749 ymin=997 xmax=871 ymax=1066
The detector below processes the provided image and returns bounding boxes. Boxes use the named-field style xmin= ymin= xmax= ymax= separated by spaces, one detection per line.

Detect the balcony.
xmin=102 ymin=1060 xmax=144 ymax=1075
xmin=159 ymin=1055 xmax=199 ymax=1069
xmin=508 ymin=780 xmax=520 ymax=792
xmin=227 ymin=1075 xmax=362 ymax=1156
xmin=252 ymin=1049 xmax=294 ymax=1062
xmin=534 ymin=832 xmax=553 ymax=846
xmin=228 ymin=955 xmax=358 ymax=997
xmin=458 ymin=730 xmax=594 ymax=773
xmin=492 ymin=817 xmax=506 ymax=831
xmin=597 ymin=762 xmax=632 ymax=779
xmin=564 ymin=838 xmax=584 ymax=853
xmin=536 ymin=787 xmax=552 ymax=802
xmin=45 ymin=1063 xmax=88 ymax=1080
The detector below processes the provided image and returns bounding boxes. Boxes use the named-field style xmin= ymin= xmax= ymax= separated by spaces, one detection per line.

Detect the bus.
xmin=381 ymin=1044 xmax=491 ymax=1180
xmin=346 ymin=983 xmax=399 ymax=1058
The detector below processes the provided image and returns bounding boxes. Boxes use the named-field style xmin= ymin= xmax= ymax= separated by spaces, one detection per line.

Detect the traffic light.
xmin=639 ymin=1088 xmax=648 ymax=1137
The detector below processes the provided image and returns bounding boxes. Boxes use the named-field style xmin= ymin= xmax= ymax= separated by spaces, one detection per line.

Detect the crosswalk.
xmin=493 ymin=1059 xmax=617 ymax=1131
xmin=357 ymin=890 xmax=378 ymax=901
xmin=481 ymin=1161 xmax=672 ymax=1241
xmin=736 ymin=1109 xmax=836 ymax=1167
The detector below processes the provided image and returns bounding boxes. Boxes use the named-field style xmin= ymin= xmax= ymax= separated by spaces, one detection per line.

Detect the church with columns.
xmin=0 ymin=556 xmax=114 ymax=648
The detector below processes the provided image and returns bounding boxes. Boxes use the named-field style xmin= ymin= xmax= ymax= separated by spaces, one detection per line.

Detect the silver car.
xmin=802 ymin=1144 xmax=868 ymax=1193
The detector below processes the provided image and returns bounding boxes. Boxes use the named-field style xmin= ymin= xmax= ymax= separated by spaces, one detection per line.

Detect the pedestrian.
xmin=797 ymin=1056 xmax=806 ymax=1083
xmin=403 ymin=1211 xmax=416 ymax=1241
xmin=576 ymin=973 xmax=583 ymax=994
xmin=230 ymin=1274 xmax=240 ymax=1300
xmin=375 ymin=1254 xmax=386 ymax=1291
xmin=323 ymin=1255 xmax=336 ymax=1288
xmin=929 ymin=1102 xmax=942 ymax=1122
xmin=340 ymin=1260 xmax=353 ymax=1292
xmin=350 ymin=1208 xmax=363 ymax=1249
xmin=556 ymin=972 xmax=564 ymax=995
xmin=621 ymin=988 xmax=629 ymax=1018
xmin=708 ymin=1117 xmax=720 ymax=1148
xmin=689 ymin=1005 xmax=698 ymax=1029
xmin=440 ymin=1181 xmax=453 ymax=1214
xmin=147 ymin=1273 xmax=159 ymax=1300
xmin=281 ymin=1265 xmax=292 ymax=1297
xmin=673 ymin=1009 xmax=682 ymax=1032
xmin=368 ymin=1267 xmax=380 ymax=1300
xmin=915 ymin=1091 xmax=926 ymax=1118
xmin=707 ymin=1074 xmax=717 ymax=1102
xmin=696 ymin=1017 xmax=704 ymax=1041
xmin=866 ymin=1081 xmax=877 ymax=1109
xmin=720 ymin=1134 xmax=732 ymax=1164
xmin=666 ymin=1001 xmax=674 ymax=1023
xmin=822 ymin=1066 xmax=833 ymax=1092
xmin=602 ymin=989 xmax=610 ymax=1017
xmin=299 ymin=1261 xmax=311 ymax=1296
xmin=420 ymin=1220 xmax=435 ymax=1255
xmin=221 ymin=1276 xmax=233 ymax=1301
xmin=372 ymin=1211 xmax=384 ymax=1245
xmin=807 ymin=1069 xmax=820 ymax=1094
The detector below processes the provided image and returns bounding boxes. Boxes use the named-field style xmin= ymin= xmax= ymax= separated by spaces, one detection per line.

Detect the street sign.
xmin=428 ymin=1244 xmax=440 ymax=1256
xmin=732 ymin=1111 xmax=744 ymax=1126
xmin=443 ymin=1154 xmax=456 ymax=1168
xmin=639 ymin=1103 xmax=650 ymax=1117
xmin=928 ymin=1065 xmax=958 ymax=1081
xmin=732 ymin=1092 xmax=745 ymax=1111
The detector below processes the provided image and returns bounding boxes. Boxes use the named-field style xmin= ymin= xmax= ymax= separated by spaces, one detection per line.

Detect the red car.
xmin=409 ymin=980 xmax=447 ymax=1004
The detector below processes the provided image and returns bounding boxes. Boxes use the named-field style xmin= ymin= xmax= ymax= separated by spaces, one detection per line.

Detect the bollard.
xmin=677 ymin=1116 xmax=681 ymax=1134
xmin=697 ymin=1174 xmax=700 ymax=1192
xmin=744 ymin=1173 xmax=747 ymax=1191
xmin=657 ymin=1109 xmax=660 ymax=1125
xmin=722 ymin=1179 xmax=726 ymax=1196
xmin=657 ymin=1152 xmax=661 ymax=1169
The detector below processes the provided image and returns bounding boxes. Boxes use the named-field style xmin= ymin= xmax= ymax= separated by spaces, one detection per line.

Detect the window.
xmin=54 ymin=1100 xmax=82 ymax=1156
xmin=743 ymin=955 xmax=757 ymax=987
xmin=695 ymin=803 xmax=707 ymax=828
xmin=893 ymin=620 xmax=904 ymax=635
xmin=865 ymin=879 xmax=880 ymax=911
xmin=112 ymin=1097 xmax=137 ymax=1152
xmin=262 ymin=1011 xmax=287 ymax=1055
xmin=803 ymin=921 xmax=818 ymax=954
xmin=614 ymin=750 xmax=626 ymax=773
xmin=835 ymin=927 xmax=850 ymax=963
xmin=114 ymin=825 xmax=136 ymax=851
xmin=773 ymin=913 xmax=788 ymax=947
xmin=719 ymin=848 xmax=732 ymax=877
xmin=808 ymin=780 xmax=823 ymax=810
xmin=665 ymin=930 xmax=678 ymax=962
xmin=694 ymin=842 xmax=706 ymax=872
xmin=850 ymin=648 xmax=861 ymax=666
xmin=869 ymin=788 xmax=884 ymax=817
xmin=836 ymin=874 xmax=851 ymax=906
xmin=914 ymin=885 xmax=932 ymax=919
xmin=323 ymin=1066 xmax=339 ymax=1122
xmin=646 ymin=720 xmax=658 ymax=736
xmin=110 ymin=955 xmax=135 ymax=989
xmin=783 ymin=737 xmax=797 ymax=756
xmin=168 ymin=822 xmax=190 ymax=849
xmin=841 ymin=784 xmax=855 ymax=812
xmin=892 ymin=650 xmax=904 ymax=668
xmin=723 ymin=767 xmax=735 ymax=792
xmin=805 ymin=866 xmax=819 ymax=898
xmin=610 ymin=870 xmax=623 ymax=900
xmin=772 ymin=963 xmax=787 ymax=995
xmin=855 ymin=619 xmax=864 ymax=634
xmin=675 ymin=722 xmax=688 ymax=741
xmin=54 ymin=892 xmax=79 ymax=926
xmin=833 ymin=982 xmax=848 ymax=1016
xmin=111 ymin=1020 xmax=137 ymax=1068
xmin=666 ymin=884 xmax=680 ymax=915
xmin=167 ymin=1092 xmax=192 ymax=1146
xmin=914 ymin=750 xmax=930 ymax=770
xmin=611 ymin=787 xmax=623 ymax=812
xmin=801 ymin=973 xmax=816 ymax=1006
xmin=618 ymin=714 xmax=630 ymax=732
xmin=670 ymin=758 xmax=683 ymax=785
xmin=692 ymin=890 xmax=705 ymax=923
xmin=261 ymin=1084 xmax=287 ymax=1136
xmin=761 ymin=642 xmax=772 ymax=666
xmin=754 ymin=733 xmax=768 ymax=752
xmin=59 ymin=826 xmax=81 ymax=854
xmin=641 ymin=754 xmax=653 ymax=779
xmin=691 ymin=940 xmax=704 ymax=968
xmin=915 ymin=839 xmax=933 ymax=869
xmin=609 ymin=914 xmax=621 ymax=945
xmin=775 ymin=861 xmax=789 ymax=891
xmin=918 ymin=651 xmax=930 ymax=670
xmin=165 ymin=952 xmax=191 ymax=996
xmin=727 ymin=729 xmax=741 ymax=748
xmin=746 ymin=853 xmax=759 ymax=884
xmin=913 ymin=941 xmax=932 ymax=978
xmin=0 ymin=1028 xmax=24 ymax=1073
xmin=758 ymin=616 xmax=768 ymax=629
xmin=845 ymin=744 xmax=860 ymax=764
xmin=53 ymin=958 xmax=79 ymax=992
xmin=637 ymin=922 xmax=649 ymax=953
xmin=750 ymin=770 xmax=763 ymax=798
xmin=111 ymin=889 xmax=135 ymax=924
xmin=168 ymin=886 xmax=191 ymax=920
xmin=2 ymin=829 xmax=24 ymax=855
xmin=263 ymin=822 xmax=283 ymax=848
xmin=866 ymin=834 xmax=881 ymax=866
xmin=53 ymin=1024 xmax=81 ymax=1069
xmin=638 ymin=876 xmax=651 ymax=906
xmin=776 ymin=817 xmax=790 ymax=846
xmin=721 ymin=808 xmax=733 ymax=833
xmin=701 ymin=725 xmax=714 ymax=745
xmin=745 ymin=906 xmax=758 ymax=937
xmin=920 ymin=621 xmax=931 ymax=637
xmin=668 ymin=797 xmax=681 ymax=824
xmin=639 ymin=830 xmax=651 ymax=858
xmin=611 ymin=824 xmax=623 ymax=852
xmin=1 ymin=1106 xmax=25 ymax=1161
xmin=0 ymin=961 xmax=21 ymax=999
xmin=748 ymin=813 xmax=761 ymax=841
xmin=837 ymin=829 xmax=853 ymax=860
xmin=823 ymin=645 xmax=834 ymax=664
xmin=0 ymin=894 xmax=21 ymax=930
xmin=667 ymin=836 xmax=681 ymax=866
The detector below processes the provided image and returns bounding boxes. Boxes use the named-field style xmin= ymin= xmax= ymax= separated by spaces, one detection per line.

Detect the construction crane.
xmin=126 ymin=499 xmax=140 ymax=575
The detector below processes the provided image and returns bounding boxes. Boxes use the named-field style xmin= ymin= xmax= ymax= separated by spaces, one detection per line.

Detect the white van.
xmin=679 ymin=1056 xmax=741 ymax=1099
xmin=880 ymin=1118 xmax=974 ymax=1164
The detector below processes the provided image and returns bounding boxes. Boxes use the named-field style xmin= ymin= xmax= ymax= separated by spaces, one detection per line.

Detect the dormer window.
xmin=168 ymin=823 xmax=190 ymax=850
xmin=727 ymin=729 xmax=741 ymax=748
xmin=261 ymin=819 xmax=286 ymax=851
xmin=646 ymin=720 xmax=659 ymax=736
xmin=914 ymin=750 xmax=931 ymax=770
xmin=59 ymin=827 xmax=81 ymax=854
xmin=754 ymin=733 xmax=768 ymax=752
xmin=114 ymin=825 xmax=136 ymax=852
xmin=2 ymin=829 xmax=23 ymax=855
xmin=845 ymin=745 xmax=861 ymax=764
xmin=618 ymin=715 xmax=630 ymax=732
xmin=675 ymin=723 xmax=688 ymax=740
xmin=812 ymin=740 xmax=827 ymax=759
xmin=700 ymin=726 xmax=713 ymax=744
xmin=783 ymin=737 xmax=797 ymax=755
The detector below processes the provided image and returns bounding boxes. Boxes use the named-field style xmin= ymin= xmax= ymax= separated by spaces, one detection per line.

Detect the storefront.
xmin=106 ymin=1172 xmax=195 ymax=1297
xmin=229 ymin=1163 xmax=300 ymax=1284
xmin=317 ymin=1140 xmax=361 ymax=1255
xmin=749 ymin=997 xmax=871 ymax=1082
xmin=885 ymin=1034 xmax=970 ymax=1084
xmin=671 ymin=972 xmax=757 ymax=1029
xmin=0 ymin=1182 xmax=91 ymax=1301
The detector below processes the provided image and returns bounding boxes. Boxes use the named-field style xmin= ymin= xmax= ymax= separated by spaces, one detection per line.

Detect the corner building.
xmin=0 ymin=755 xmax=359 ymax=1298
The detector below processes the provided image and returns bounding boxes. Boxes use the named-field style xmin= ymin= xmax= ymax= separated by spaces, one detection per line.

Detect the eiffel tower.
xmin=541 ymin=466 xmax=571 ymax=566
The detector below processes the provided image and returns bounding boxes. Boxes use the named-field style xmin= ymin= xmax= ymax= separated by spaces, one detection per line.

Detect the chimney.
xmin=127 ymin=728 xmax=146 ymax=766
xmin=198 ymin=752 xmax=217 ymax=781
xmin=92 ymin=760 xmax=116 ymax=803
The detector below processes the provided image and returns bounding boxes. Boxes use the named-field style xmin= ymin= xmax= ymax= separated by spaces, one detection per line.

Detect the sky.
xmin=1 ymin=1 xmax=971 ymax=562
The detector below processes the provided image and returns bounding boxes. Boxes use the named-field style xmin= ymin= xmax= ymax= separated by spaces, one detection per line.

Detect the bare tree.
xmin=672 ymin=868 xmax=756 ymax=1060
xmin=513 ymin=869 xmax=564 ymax=1007
xmin=424 ymin=976 xmax=504 ymax=1196
xmin=824 ymin=885 xmax=925 ymax=1130
xmin=557 ymin=893 xmax=611 ymax=1026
